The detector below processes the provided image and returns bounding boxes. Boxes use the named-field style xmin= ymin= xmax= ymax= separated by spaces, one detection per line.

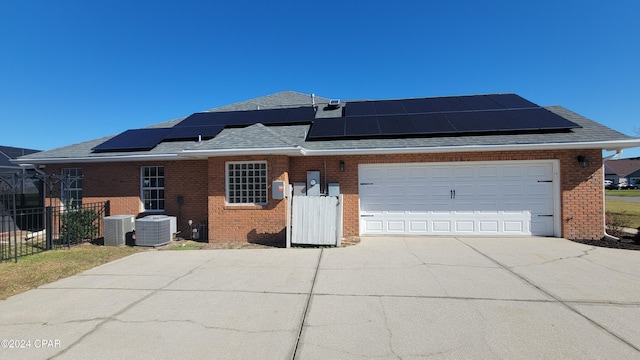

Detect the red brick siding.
xmin=43 ymin=161 xmax=208 ymax=237
xmin=207 ymin=156 xmax=289 ymax=243
xmin=290 ymin=149 xmax=604 ymax=240
xmin=43 ymin=148 xmax=604 ymax=243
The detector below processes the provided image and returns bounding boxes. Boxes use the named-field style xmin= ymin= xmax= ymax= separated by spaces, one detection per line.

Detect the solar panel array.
xmin=92 ymin=94 xmax=581 ymax=152
xmin=92 ymin=107 xmax=316 ymax=152
xmin=307 ymin=94 xmax=581 ymax=140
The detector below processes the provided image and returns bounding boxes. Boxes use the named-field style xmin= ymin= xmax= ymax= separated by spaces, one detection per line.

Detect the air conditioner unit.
xmin=143 ymin=215 xmax=177 ymax=235
xmin=135 ymin=216 xmax=175 ymax=247
xmin=104 ymin=215 xmax=135 ymax=246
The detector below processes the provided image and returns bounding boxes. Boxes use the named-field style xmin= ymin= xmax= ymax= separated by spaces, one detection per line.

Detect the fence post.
xmin=46 ymin=206 xmax=52 ymax=250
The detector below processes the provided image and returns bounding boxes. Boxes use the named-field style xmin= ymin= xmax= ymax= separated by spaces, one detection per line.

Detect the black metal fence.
xmin=0 ymin=201 xmax=110 ymax=263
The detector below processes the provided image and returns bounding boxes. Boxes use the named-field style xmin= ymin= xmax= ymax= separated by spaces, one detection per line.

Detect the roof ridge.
xmin=252 ymin=123 xmax=299 ymax=146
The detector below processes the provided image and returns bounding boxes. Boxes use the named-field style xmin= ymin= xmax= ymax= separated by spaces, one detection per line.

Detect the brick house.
xmin=13 ymin=91 xmax=640 ymax=242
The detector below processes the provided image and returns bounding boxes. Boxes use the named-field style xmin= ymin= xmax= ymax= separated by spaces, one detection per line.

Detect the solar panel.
xmin=92 ymin=128 xmax=171 ymax=152
xmin=373 ymin=100 xmax=407 ymax=116
xmin=377 ymin=115 xmax=417 ymax=134
xmin=488 ymin=94 xmax=537 ymax=109
xmin=401 ymin=98 xmax=441 ymax=114
xmin=411 ymin=113 xmax=457 ymax=134
xmin=509 ymin=108 xmax=581 ymax=129
xmin=164 ymin=125 xmax=225 ymax=141
xmin=429 ymin=96 xmax=470 ymax=112
xmin=345 ymin=102 xmax=376 ymax=117
xmin=442 ymin=112 xmax=494 ymax=132
xmin=176 ymin=107 xmax=316 ymax=128
xmin=306 ymin=117 xmax=346 ymax=139
xmin=458 ymin=95 xmax=504 ymax=111
xmin=345 ymin=116 xmax=381 ymax=137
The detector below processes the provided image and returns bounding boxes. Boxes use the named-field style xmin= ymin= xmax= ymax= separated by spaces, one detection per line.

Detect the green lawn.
xmin=605 ymin=189 xmax=640 ymax=197
xmin=606 ymin=199 xmax=640 ymax=229
xmin=0 ymin=244 xmax=142 ymax=300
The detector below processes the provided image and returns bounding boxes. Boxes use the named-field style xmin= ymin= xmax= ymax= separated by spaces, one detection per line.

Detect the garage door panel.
xmin=359 ymin=161 xmax=557 ymax=236
xmin=409 ymin=221 xmax=428 ymax=232
xmin=479 ymin=221 xmax=499 ymax=232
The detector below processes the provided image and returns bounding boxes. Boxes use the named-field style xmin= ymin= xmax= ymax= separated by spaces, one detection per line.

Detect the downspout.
xmin=603 ymin=149 xmax=623 ymax=241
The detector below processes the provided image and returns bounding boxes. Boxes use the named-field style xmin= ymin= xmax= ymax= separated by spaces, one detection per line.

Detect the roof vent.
xmin=328 ymin=99 xmax=341 ymax=109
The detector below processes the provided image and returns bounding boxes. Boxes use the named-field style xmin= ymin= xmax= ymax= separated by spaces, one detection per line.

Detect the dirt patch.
xmin=159 ymin=237 xmax=361 ymax=250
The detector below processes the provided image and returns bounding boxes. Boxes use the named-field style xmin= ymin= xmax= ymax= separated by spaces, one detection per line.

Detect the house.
xmin=604 ymin=158 xmax=640 ymax=187
xmin=13 ymin=91 xmax=640 ymax=242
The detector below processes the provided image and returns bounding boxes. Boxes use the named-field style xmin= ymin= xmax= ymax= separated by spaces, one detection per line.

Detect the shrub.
xmin=58 ymin=208 xmax=100 ymax=245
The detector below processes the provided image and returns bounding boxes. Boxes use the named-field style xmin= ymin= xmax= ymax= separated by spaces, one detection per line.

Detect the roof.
xmin=0 ymin=145 xmax=40 ymax=169
xmin=604 ymin=158 xmax=640 ymax=177
xmin=13 ymin=91 xmax=640 ymax=164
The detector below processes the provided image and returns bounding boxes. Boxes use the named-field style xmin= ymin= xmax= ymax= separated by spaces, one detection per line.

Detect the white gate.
xmin=291 ymin=195 xmax=342 ymax=246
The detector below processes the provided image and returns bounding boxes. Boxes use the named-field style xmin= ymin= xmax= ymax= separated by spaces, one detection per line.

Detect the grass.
xmin=606 ymin=199 xmax=640 ymax=229
xmin=605 ymin=189 xmax=640 ymax=197
xmin=0 ymin=244 xmax=142 ymax=300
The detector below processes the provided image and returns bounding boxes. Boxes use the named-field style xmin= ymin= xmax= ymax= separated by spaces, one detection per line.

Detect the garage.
xmin=358 ymin=161 xmax=559 ymax=236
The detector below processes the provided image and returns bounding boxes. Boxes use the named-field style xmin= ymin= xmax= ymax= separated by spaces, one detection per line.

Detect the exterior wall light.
xmin=339 ymin=160 xmax=345 ymax=172
xmin=577 ymin=155 xmax=589 ymax=168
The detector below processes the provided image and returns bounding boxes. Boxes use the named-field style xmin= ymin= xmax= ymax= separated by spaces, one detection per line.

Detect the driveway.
xmin=1 ymin=237 xmax=640 ymax=359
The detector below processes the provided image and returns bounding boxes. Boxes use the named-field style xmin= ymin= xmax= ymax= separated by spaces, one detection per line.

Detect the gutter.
xmin=11 ymin=153 xmax=181 ymax=165
xmin=10 ymin=138 xmax=640 ymax=164
xmin=299 ymin=139 xmax=640 ymax=156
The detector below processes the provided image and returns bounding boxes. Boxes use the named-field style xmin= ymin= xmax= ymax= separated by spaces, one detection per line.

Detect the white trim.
xmin=301 ymin=139 xmax=640 ymax=156
xmin=11 ymin=139 xmax=640 ymax=164
xmin=12 ymin=154 xmax=180 ymax=164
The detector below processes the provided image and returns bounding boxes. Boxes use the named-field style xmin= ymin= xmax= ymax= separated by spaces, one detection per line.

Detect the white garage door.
xmin=359 ymin=161 xmax=559 ymax=236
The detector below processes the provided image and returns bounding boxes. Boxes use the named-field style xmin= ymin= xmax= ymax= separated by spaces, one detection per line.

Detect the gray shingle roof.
xmin=14 ymin=92 xmax=640 ymax=164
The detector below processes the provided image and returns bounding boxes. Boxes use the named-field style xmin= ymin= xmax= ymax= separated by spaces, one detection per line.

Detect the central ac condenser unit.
xmin=104 ymin=215 xmax=135 ymax=246
xmin=135 ymin=216 xmax=175 ymax=247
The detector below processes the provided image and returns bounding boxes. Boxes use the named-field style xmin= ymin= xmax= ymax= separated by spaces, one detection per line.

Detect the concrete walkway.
xmin=1 ymin=237 xmax=640 ymax=359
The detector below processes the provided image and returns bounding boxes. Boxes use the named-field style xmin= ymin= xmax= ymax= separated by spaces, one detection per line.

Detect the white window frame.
xmin=226 ymin=161 xmax=268 ymax=205
xmin=61 ymin=168 xmax=82 ymax=208
xmin=141 ymin=166 xmax=165 ymax=212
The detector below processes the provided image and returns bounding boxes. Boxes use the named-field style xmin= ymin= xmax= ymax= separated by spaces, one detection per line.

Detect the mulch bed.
xmin=572 ymin=234 xmax=640 ymax=251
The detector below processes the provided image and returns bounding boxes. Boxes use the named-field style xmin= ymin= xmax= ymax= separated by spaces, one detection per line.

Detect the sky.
xmin=1 ymin=0 xmax=639 ymax=158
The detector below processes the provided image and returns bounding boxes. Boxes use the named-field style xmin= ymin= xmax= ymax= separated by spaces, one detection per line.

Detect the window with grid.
xmin=226 ymin=162 xmax=268 ymax=205
xmin=141 ymin=166 xmax=164 ymax=211
xmin=61 ymin=168 xmax=83 ymax=208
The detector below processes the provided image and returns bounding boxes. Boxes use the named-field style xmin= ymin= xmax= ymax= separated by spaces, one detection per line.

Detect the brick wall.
xmin=207 ymin=155 xmax=289 ymax=243
xmin=42 ymin=147 xmax=604 ymax=243
xmin=43 ymin=160 xmax=208 ymax=237
xmin=290 ymin=149 xmax=604 ymax=240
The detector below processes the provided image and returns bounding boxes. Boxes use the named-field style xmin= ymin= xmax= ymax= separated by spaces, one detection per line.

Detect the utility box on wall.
xmin=328 ymin=183 xmax=340 ymax=197
xmin=307 ymin=171 xmax=321 ymax=196
xmin=293 ymin=182 xmax=306 ymax=196
xmin=272 ymin=180 xmax=285 ymax=200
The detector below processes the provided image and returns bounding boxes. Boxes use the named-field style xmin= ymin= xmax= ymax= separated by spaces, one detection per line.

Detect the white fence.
xmin=291 ymin=195 xmax=342 ymax=246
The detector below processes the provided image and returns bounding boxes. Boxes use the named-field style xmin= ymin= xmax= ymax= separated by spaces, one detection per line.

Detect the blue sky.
xmin=1 ymin=1 xmax=639 ymax=158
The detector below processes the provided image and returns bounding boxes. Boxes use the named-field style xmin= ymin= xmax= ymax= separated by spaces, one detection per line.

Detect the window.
xmin=61 ymin=168 xmax=82 ymax=208
xmin=141 ymin=166 xmax=164 ymax=211
xmin=226 ymin=161 xmax=268 ymax=205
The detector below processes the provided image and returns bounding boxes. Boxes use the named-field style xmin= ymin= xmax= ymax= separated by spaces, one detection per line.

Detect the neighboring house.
xmin=13 ymin=91 xmax=640 ymax=242
xmin=604 ymin=158 xmax=640 ymax=186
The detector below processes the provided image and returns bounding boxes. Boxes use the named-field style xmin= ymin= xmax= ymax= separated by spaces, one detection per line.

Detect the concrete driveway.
xmin=1 ymin=236 xmax=640 ymax=359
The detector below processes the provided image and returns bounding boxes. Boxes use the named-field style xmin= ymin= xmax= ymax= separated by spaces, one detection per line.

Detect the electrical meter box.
xmin=306 ymin=171 xmax=321 ymax=196
xmin=293 ymin=182 xmax=306 ymax=196
xmin=328 ymin=183 xmax=340 ymax=197
xmin=272 ymin=180 xmax=285 ymax=200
